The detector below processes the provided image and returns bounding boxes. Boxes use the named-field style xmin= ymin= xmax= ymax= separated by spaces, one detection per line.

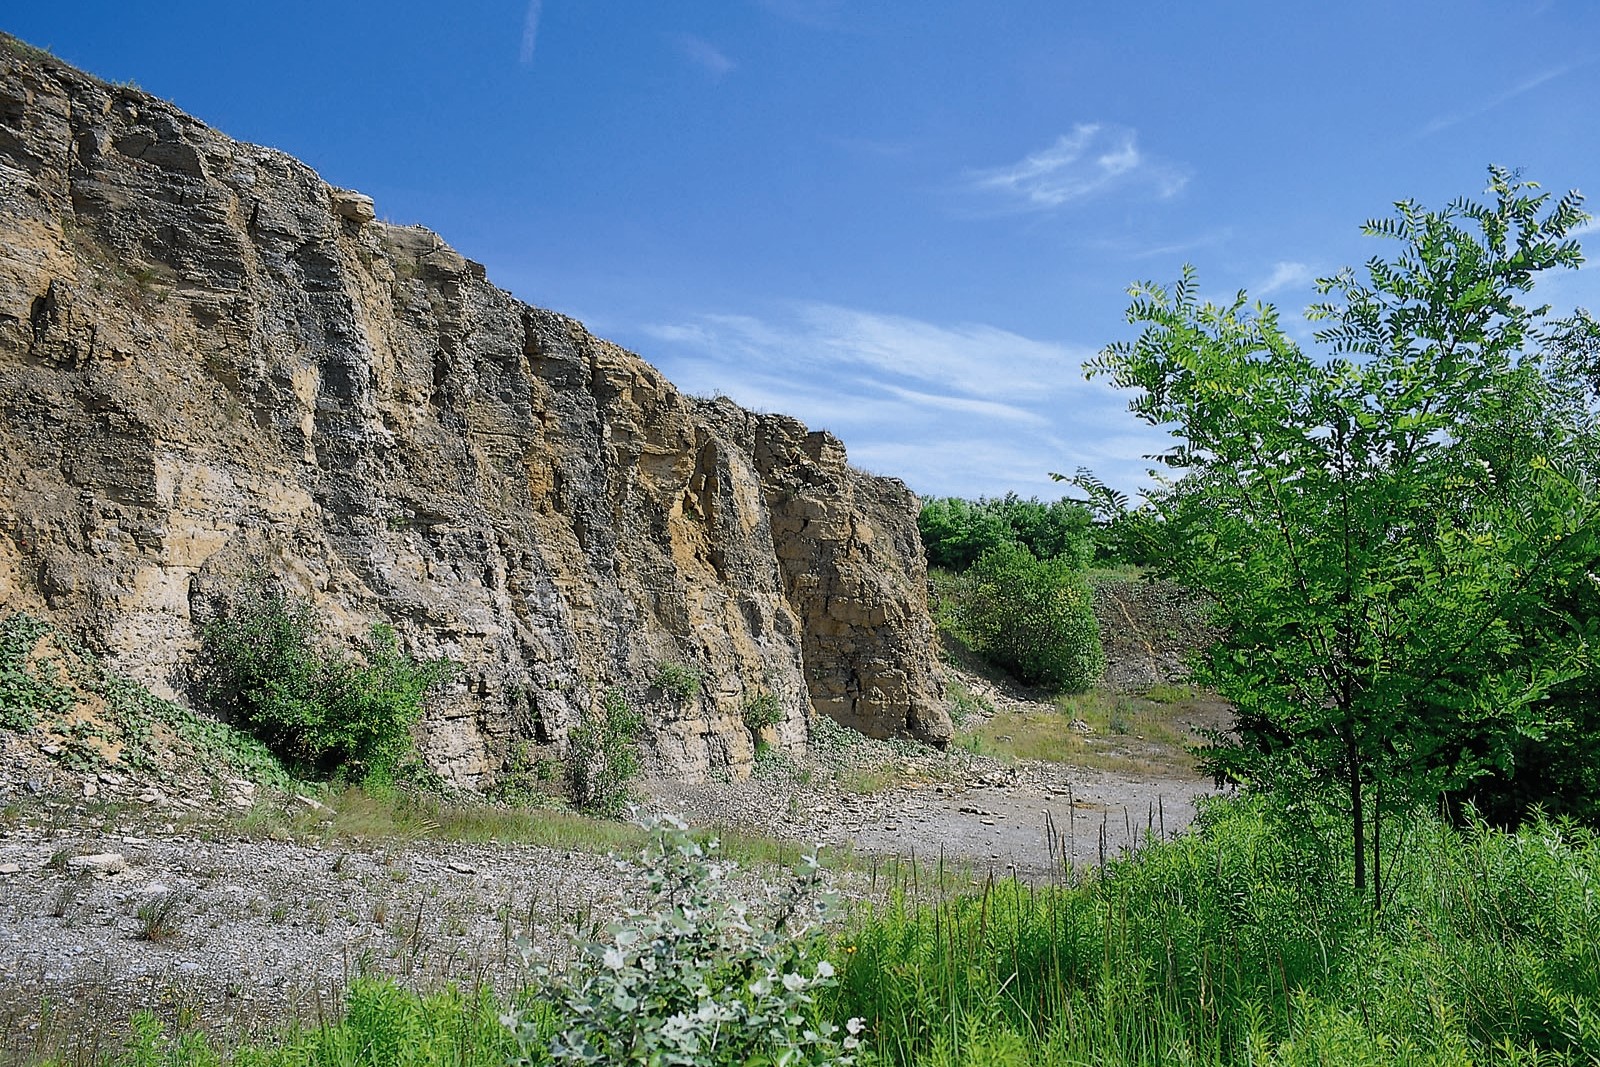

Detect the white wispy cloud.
xmin=1255 ymin=261 xmax=1313 ymax=296
xmin=645 ymin=304 xmax=1087 ymax=402
xmin=877 ymin=384 xmax=1048 ymax=427
xmin=633 ymin=302 xmax=1168 ymax=499
xmin=673 ymin=34 xmax=735 ymax=78
xmin=1085 ymin=228 xmax=1234 ymax=264
xmin=1419 ymin=62 xmax=1582 ymax=136
xmin=519 ymin=0 xmax=542 ymax=67
xmin=965 ymin=124 xmax=1189 ymax=212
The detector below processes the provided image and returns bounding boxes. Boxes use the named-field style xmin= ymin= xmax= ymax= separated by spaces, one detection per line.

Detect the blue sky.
xmin=8 ymin=3 xmax=1598 ymax=499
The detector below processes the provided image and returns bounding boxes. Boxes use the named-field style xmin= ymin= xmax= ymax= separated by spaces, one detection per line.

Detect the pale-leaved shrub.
xmin=504 ymin=812 xmax=863 ymax=1066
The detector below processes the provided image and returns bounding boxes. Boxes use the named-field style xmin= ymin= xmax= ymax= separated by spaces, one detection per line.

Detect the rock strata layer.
xmin=0 ymin=38 xmax=949 ymax=785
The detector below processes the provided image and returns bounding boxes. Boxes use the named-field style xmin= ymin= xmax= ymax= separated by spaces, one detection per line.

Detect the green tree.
xmin=918 ymin=494 xmax=1093 ymax=570
xmin=958 ymin=543 xmax=1104 ymax=691
xmin=1056 ymin=467 xmax=1163 ymax=566
xmin=1089 ymin=169 xmax=1600 ymax=903
xmin=918 ymin=496 xmax=1017 ymax=570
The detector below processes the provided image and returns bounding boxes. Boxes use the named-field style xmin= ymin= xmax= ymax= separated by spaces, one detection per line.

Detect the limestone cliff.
xmin=0 ymin=37 xmax=949 ymax=784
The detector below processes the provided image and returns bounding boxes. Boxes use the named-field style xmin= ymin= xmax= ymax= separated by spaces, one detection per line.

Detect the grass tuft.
xmin=134 ymin=893 xmax=186 ymax=943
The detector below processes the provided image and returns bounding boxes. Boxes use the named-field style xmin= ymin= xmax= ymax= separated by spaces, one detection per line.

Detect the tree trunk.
xmin=1369 ymin=780 xmax=1382 ymax=915
xmin=1372 ymin=779 xmax=1382 ymax=911
xmin=1349 ymin=732 xmax=1366 ymax=894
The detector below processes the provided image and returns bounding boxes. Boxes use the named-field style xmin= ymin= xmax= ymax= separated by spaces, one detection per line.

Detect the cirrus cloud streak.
xmin=965 ymin=124 xmax=1190 ymax=213
xmin=636 ymin=302 xmax=1170 ymax=499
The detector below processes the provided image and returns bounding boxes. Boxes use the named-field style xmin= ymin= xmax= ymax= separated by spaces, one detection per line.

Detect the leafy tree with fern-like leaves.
xmin=1090 ymin=168 xmax=1600 ymax=906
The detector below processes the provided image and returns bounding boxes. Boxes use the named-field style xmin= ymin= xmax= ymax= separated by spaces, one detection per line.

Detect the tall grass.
xmin=827 ymin=798 xmax=1600 ymax=1065
xmin=234 ymin=783 xmax=822 ymax=873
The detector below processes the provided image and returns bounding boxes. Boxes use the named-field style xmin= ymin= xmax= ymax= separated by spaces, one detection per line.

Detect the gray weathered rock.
xmin=0 ymin=38 xmax=949 ymax=786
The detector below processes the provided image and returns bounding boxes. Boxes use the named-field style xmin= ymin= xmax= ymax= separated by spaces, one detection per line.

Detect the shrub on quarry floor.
xmin=195 ymin=580 xmax=451 ymax=785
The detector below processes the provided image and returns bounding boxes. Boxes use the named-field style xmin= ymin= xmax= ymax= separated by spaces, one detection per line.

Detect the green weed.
xmin=134 ymin=893 xmax=186 ymax=943
xmin=0 ymin=614 xmax=74 ymax=731
xmin=650 ymin=661 xmax=702 ymax=703
xmin=505 ymin=813 xmax=861 ymax=1065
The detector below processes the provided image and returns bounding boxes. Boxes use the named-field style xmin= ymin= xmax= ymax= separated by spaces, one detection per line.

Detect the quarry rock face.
xmin=0 ymin=39 xmax=950 ymax=785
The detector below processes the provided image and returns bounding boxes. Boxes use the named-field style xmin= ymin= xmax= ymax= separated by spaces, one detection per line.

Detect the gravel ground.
xmin=648 ymin=757 xmax=1215 ymax=883
xmin=0 ymin=808 xmax=624 ymax=1057
xmin=0 ymin=670 xmax=1218 ymax=1060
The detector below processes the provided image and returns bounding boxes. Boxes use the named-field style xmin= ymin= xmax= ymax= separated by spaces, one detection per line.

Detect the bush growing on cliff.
xmin=651 ymin=661 xmax=702 ymax=703
xmin=195 ymin=582 xmax=451 ymax=784
xmin=956 ymin=544 xmax=1104 ymax=691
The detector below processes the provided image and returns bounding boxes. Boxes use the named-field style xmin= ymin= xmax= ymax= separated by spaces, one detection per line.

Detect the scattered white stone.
xmin=0 ymin=864 xmax=19 ymax=875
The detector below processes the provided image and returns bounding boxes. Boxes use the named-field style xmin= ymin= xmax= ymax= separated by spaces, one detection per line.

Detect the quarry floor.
xmin=0 ymin=668 xmax=1224 ymax=1060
